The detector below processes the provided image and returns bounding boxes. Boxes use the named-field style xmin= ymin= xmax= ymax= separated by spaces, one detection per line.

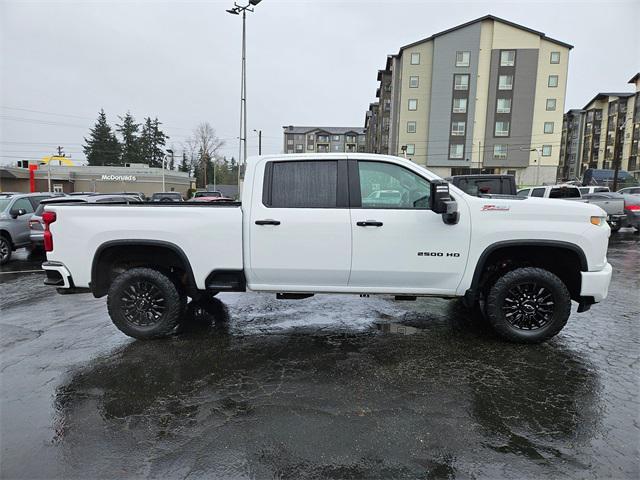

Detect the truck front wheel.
xmin=486 ymin=267 xmax=571 ymax=343
xmin=107 ymin=267 xmax=185 ymax=340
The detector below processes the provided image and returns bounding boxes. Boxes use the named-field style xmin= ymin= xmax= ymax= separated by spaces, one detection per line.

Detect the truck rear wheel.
xmin=486 ymin=267 xmax=571 ymax=344
xmin=107 ymin=267 xmax=185 ymax=340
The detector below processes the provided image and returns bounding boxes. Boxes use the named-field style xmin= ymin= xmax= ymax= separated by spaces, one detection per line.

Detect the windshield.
xmin=0 ymin=199 xmax=11 ymax=212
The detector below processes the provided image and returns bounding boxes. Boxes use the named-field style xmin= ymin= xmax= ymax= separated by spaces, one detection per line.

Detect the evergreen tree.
xmin=139 ymin=117 xmax=169 ymax=167
xmin=116 ymin=112 xmax=140 ymax=165
xmin=179 ymin=152 xmax=190 ymax=173
xmin=83 ymin=109 xmax=120 ymax=165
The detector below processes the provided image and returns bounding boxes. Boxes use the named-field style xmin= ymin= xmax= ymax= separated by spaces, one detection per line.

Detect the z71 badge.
xmin=481 ymin=204 xmax=510 ymax=211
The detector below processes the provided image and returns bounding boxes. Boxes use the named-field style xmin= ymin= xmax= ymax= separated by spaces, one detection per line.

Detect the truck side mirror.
xmin=430 ymin=180 xmax=459 ymax=225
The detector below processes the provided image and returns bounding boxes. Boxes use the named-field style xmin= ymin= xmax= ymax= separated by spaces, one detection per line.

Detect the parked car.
xmin=0 ymin=192 xmax=60 ymax=264
xmin=445 ymin=174 xmax=517 ymax=197
xmin=188 ymin=196 xmax=234 ymax=203
xmin=107 ymin=191 xmax=147 ymax=201
xmin=579 ymin=186 xmax=610 ymax=195
xmin=193 ymin=190 xmax=224 ymax=199
xmin=517 ymin=184 xmax=582 ymax=199
xmin=617 ymin=186 xmax=640 ymax=196
xmin=150 ymin=192 xmax=183 ymax=202
xmin=30 ymin=195 xmax=142 ymax=247
xmin=620 ymin=194 xmax=640 ymax=232
xmin=43 ymin=153 xmax=612 ymax=344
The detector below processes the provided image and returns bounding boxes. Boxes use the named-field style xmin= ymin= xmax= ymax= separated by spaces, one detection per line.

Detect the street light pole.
xmin=164 ymin=149 xmax=173 ymax=193
xmin=226 ymin=0 xmax=262 ymax=193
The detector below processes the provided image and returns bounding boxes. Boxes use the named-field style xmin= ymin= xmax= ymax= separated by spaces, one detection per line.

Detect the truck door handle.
xmin=357 ymin=220 xmax=383 ymax=227
xmin=255 ymin=219 xmax=281 ymax=226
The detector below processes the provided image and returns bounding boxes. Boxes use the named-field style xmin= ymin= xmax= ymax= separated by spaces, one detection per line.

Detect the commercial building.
xmin=282 ymin=126 xmax=366 ymax=154
xmin=364 ymin=15 xmax=572 ymax=185
xmin=559 ymin=74 xmax=640 ymax=180
xmin=0 ymin=163 xmax=193 ymax=196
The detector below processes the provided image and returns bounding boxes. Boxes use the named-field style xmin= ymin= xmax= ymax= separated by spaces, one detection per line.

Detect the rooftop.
xmin=398 ymin=14 xmax=573 ymax=54
xmin=583 ymin=92 xmax=636 ymax=109
xmin=283 ymin=126 xmax=366 ymax=135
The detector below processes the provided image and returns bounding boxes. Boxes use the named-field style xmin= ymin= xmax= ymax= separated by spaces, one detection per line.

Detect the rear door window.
xmin=531 ymin=188 xmax=545 ymax=197
xmin=12 ymin=198 xmax=35 ymax=214
xmin=264 ymin=160 xmax=340 ymax=208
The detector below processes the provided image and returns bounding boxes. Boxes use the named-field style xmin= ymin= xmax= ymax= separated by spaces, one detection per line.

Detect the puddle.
xmin=374 ymin=322 xmax=422 ymax=336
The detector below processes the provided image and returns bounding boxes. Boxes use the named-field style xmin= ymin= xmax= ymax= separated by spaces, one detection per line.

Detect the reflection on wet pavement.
xmin=1 ymin=233 xmax=638 ymax=479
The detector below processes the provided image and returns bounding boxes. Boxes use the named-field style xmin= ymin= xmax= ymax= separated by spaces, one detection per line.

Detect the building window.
xmin=451 ymin=121 xmax=466 ymax=136
xmin=410 ymin=52 xmax=420 ymax=65
xmin=405 ymin=144 xmax=415 ymax=155
xmin=449 ymin=144 xmax=464 ymax=159
xmin=498 ymin=75 xmax=513 ymax=90
xmin=408 ymin=99 xmax=418 ymax=111
xmin=333 ymin=144 xmax=341 ymax=152
xmin=296 ymin=144 xmax=303 ymax=152
xmin=548 ymin=75 xmax=559 ymax=87
xmin=550 ymin=51 xmax=561 ymax=64
xmin=546 ymin=98 xmax=557 ymax=111
xmin=500 ymin=50 xmax=515 ymax=66
xmin=346 ymin=135 xmax=356 ymax=143
xmin=494 ymin=144 xmax=507 ymax=159
xmin=53 ymin=184 xmax=64 ymax=193
xmin=332 ymin=135 xmax=340 ymax=141
xmin=409 ymin=76 xmax=419 ymax=88
xmin=407 ymin=121 xmax=417 ymax=133
xmin=307 ymin=145 xmax=314 ymax=151
xmin=317 ymin=135 xmax=329 ymax=143
xmin=287 ymin=149 xmax=294 ymax=154
xmin=544 ymin=122 xmax=554 ymax=134
xmin=452 ymin=98 xmax=467 ymax=113
xmin=496 ymin=98 xmax=512 ymax=113
xmin=542 ymin=145 xmax=552 ymax=156
xmin=454 ymin=74 xmax=469 ymax=90
xmin=455 ymin=51 xmax=470 ymax=67
xmin=495 ymin=121 xmax=510 ymax=137
xmin=287 ymin=139 xmax=294 ymax=145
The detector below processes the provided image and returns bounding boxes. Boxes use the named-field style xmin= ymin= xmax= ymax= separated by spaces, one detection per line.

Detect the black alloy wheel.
xmin=0 ymin=236 xmax=11 ymax=265
xmin=502 ymin=282 xmax=555 ymax=330
xmin=107 ymin=267 xmax=184 ymax=339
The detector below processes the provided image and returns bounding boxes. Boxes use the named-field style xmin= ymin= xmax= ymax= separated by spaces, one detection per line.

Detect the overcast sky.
xmin=1 ymin=0 xmax=638 ymax=165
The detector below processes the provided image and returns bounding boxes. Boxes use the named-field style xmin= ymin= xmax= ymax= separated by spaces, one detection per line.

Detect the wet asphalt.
xmin=0 ymin=232 xmax=639 ymax=479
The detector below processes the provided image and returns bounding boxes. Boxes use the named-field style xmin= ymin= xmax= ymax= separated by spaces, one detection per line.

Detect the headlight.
xmin=590 ymin=216 xmax=606 ymax=226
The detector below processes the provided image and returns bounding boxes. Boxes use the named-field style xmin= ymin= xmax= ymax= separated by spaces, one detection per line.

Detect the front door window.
xmin=358 ymin=161 xmax=430 ymax=209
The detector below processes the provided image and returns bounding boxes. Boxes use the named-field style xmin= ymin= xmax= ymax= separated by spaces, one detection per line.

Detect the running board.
xmin=276 ymin=293 xmax=314 ymax=300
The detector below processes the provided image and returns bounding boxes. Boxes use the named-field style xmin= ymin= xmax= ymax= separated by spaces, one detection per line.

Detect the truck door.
xmin=348 ymin=160 xmax=470 ymax=294
xmin=248 ymin=159 xmax=352 ymax=289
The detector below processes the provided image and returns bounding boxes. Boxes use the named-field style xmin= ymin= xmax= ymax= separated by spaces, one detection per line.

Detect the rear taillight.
xmin=42 ymin=211 xmax=56 ymax=252
xmin=626 ymin=204 xmax=640 ymax=211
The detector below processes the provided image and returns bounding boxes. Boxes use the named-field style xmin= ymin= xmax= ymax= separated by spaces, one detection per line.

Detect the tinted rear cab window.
xmin=531 ymin=188 xmax=545 ymax=197
xmin=263 ymin=160 xmax=341 ymax=208
xmin=549 ymin=187 xmax=580 ymax=198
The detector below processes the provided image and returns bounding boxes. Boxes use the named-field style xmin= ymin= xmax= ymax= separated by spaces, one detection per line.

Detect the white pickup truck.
xmin=42 ymin=154 xmax=613 ymax=343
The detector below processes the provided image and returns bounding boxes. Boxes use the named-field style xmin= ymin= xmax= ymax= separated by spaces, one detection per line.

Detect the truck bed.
xmin=44 ymin=202 xmax=243 ymax=290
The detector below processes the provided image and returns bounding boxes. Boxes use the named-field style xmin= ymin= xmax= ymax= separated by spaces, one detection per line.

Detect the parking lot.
xmin=0 ymin=232 xmax=638 ymax=479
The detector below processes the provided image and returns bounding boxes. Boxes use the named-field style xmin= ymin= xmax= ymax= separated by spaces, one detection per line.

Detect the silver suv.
xmin=0 ymin=192 xmax=60 ymax=264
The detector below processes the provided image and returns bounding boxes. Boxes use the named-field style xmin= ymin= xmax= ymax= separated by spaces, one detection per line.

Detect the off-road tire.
xmin=0 ymin=235 xmax=12 ymax=265
xmin=486 ymin=267 xmax=571 ymax=344
xmin=107 ymin=267 xmax=184 ymax=340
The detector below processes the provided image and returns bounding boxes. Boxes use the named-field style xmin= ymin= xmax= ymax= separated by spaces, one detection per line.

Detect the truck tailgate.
xmin=45 ymin=204 xmax=243 ymax=289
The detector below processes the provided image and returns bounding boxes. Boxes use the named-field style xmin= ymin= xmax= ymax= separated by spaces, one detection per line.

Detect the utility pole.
xmin=56 ymin=146 xmax=65 ymax=157
xmin=612 ymin=120 xmax=626 ymax=191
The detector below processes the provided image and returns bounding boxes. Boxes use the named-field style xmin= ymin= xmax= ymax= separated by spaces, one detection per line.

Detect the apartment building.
xmin=364 ymin=15 xmax=572 ymax=185
xmin=282 ymin=126 xmax=366 ymax=154
xmin=558 ymin=109 xmax=585 ymax=180
xmin=573 ymin=75 xmax=640 ymax=177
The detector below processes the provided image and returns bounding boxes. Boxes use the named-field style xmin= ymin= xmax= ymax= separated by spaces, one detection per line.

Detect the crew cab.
xmin=42 ymin=154 xmax=613 ymax=343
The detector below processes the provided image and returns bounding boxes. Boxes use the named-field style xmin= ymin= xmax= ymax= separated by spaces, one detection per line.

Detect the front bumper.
xmin=580 ymin=262 xmax=613 ymax=303
xmin=42 ymin=261 xmax=73 ymax=288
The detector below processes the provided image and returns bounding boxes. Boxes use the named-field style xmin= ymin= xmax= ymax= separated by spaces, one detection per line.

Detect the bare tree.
xmin=186 ymin=122 xmax=225 ymax=187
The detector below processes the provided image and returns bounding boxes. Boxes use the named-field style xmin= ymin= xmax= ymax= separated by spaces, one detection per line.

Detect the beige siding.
xmin=397 ymin=41 xmax=433 ymax=166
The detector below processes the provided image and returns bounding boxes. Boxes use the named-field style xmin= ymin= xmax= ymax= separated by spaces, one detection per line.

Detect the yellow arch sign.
xmin=39 ymin=155 xmax=75 ymax=166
